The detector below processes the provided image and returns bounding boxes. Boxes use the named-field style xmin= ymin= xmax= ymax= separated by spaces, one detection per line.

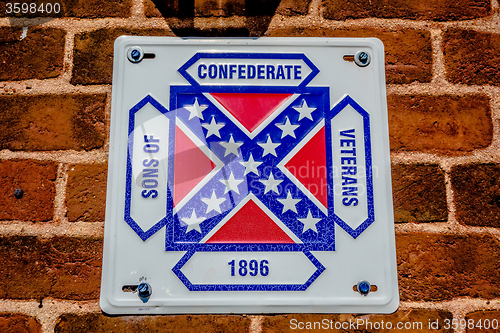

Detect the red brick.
xmin=61 ymin=0 xmax=131 ymax=18
xmin=444 ymin=29 xmax=500 ymax=86
xmin=465 ymin=311 xmax=500 ymax=332
xmin=397 ymin=233 xmax=500 ymax=301
xmin=392 ymin=164 xmax=447 ymax=222
xmin=322 ymin=0 xmax=490 ymax=21
xmin=0 ymin=0 xmax=131 ymax=18
xmin=0 ymin=27 xmax=64 ymax=81
xmin=54 ymin=313 xmax=251 ymax=333
xmin=265 ymin=27 xmax=431 ymax=84
xmin=0 ymin=160 xmax=57 ymax=222
xmin=276 ymin=0 xmax=312 ymax=16
xmin=0 ymin=236 xmax=102 ymax=300
xmin=66 ymin=164 xmax=108 ymax=222
xmin=262 ymin=309 xmax=453 ymax=332
xmin=452 ymin=164 xmax=500 ymax=228
xmin=0 ymin=313 xmax=41 ymax=333
xmin=0 ymin=94 xmax=106 ymax=151
xmin=388 ymin=94 xmax=492 ymax=153
xmin=72 ymin=29 xmax=174 ymax=85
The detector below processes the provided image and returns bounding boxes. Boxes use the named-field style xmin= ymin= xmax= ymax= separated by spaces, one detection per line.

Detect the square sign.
xmin=101 ymin=37 xmax=398 ymax=314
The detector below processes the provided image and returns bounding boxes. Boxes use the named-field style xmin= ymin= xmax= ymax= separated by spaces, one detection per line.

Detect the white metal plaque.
xmin=101 ymin=37 xmax=398 ymax=314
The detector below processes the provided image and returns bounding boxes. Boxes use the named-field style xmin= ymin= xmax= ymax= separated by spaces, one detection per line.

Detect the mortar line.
xmin=265 ymin=14 xmax=500 ymax=33
xmin=308 ymin=0 xmax=323 ymax=18
xmin=0 ymin=80 xmax=111 ymax=96
xmin=0 ymin=149 xmax=109 ymax=164
xmin=1 ymin=218 xmax=498 ymax=240
xmin=0 ymin=221 xmax=105 ymax=238
xmin=395 ymin=222 xmax=500 ymax=240
xmin=430 ymin=28 xmax=447 ymax=84
xmin=443 ymin=171 xmax=460 ymax=226
xmin=131 ymin=0 xmax=145 ymax=19
xmin=2 ymin=80 xmax=498 ymax=98
xmin=3 ymin=13 xmax=500 ymax=33
xmin=249 ymin=315 xmax=264 ymax=333
xmin=61 ymin=30 xmax=75 ymax=83
xmin=53 ymin=163 xmax=69 ymax=224
xmin=492 ymin=0 xmax=499 ymax=11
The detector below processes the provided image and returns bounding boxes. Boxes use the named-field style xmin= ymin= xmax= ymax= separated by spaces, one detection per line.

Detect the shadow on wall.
xmin=148 ymin=0 xmax=282 ymax=37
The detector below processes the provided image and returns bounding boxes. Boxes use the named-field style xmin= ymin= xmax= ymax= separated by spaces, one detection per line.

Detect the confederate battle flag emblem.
xmin=124 ymin=52 xmax=374 ymax=291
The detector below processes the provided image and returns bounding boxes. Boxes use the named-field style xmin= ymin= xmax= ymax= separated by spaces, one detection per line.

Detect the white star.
xmin=184 ymin=98 xmax=208 ymax=120
xmin=202 ymin=117 xmax=225 ymax=138
xmin=257 ymin=136 xmax=280 ymax=157
xmin=219 ymin=171 xmax=244 ymax=194
xmin=219 ymin=135 xmax=243 ymax=157
xmin=259 ymin=171 xmax=283 ymax=194
xmin=182 ymin=209 xmax=205 ymax=233
xmin=298 ymin=210 xmax=321 ymax=233
xmin=293 ymin=100 xmax=316 ymax=121
xmin=277 ymin=191 xmax=302 ymax=214
xmin=201 ymin=191 xmax=226 ymax=214
xmin=239 ymin=153 xmax=262 ymax=176
xmin=276 ymin=117 xmax=300 ymax=138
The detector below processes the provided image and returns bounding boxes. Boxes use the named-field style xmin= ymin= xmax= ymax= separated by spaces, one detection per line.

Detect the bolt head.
xmin=131 ymin=50 xmax=140 ymax=60
xmin=127 ymin=46 xmax=144 ymax=63
xmin=354 ymin=51 xmax=371 ymax=67
xmin=357 ymin=280 xmax=371 ymax=296
xmin=137 ymin=282 xmax=151 ymax=298
xmin=14 ymin=188 xmax=24 ymax=199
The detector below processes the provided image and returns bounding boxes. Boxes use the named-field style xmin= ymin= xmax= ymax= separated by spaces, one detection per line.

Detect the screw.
xmin=127 ymin=46 xmax=144 ymax=63
xmin=14 ymin=188 xmax=24 ymax=199
xmin=137 ymin=282 xmax=152 ymax=303
xmin=357 ymin=280 xmax=371 ymax=296
xmin=354 ymin=51 xmax=371 ymax=67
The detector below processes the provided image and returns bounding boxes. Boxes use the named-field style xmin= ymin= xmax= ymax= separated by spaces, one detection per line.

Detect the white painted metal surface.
xmin=101 ymin=37 xmax=398 ymax=314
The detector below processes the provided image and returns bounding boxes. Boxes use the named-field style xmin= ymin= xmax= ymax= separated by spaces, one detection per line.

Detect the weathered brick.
xmin=388 ymin=94 xmax=492 ymax=153
xmin=465 ymin=311 xmax=500 ymax=332
xmin=452 ymin=164 xmax=500 ymax=228
xmin=397 ymin=233 xmax=500 ymax=301
xmin=0 ymin=94 xmax=106 ymax=151
xmin=0 ymin=27 xmax=65 ymax=81
xmin=262 ymin=309 xmax=453 ymax=332
xmin=392 ymin=164 xmax=447 ymax=222
xmin=0 ymin=313 xmax=41 ymax=333
xmin=265 ymin=27 xmax=431 ymax=84
xmin=54 ymin=313 xmax=251 ymax=333
xmin=444 ymin=29 xmax=500 ymax=86
xmin=0 ymin=0 xmax=131 ymax=18
xmin=61 ymin=0 xmax=131 ymax=18
xmin=322 ymin=0 xmax=490 ymax=21
xmin=0 ymin=236 xmax=102 ymax=300
xmin=66 ymin=164 xmax=107 ymax=222
xmin=276 ymin=0 xmax=311 ymax=16
xmin=0 ymin=160 xmax=57 ymax=222
xmin=72 ymin=29 xmax=174 ymax=85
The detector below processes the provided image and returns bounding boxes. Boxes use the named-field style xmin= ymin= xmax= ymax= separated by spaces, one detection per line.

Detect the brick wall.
xmin=1 ymin=0 xmax=500 ymax=331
